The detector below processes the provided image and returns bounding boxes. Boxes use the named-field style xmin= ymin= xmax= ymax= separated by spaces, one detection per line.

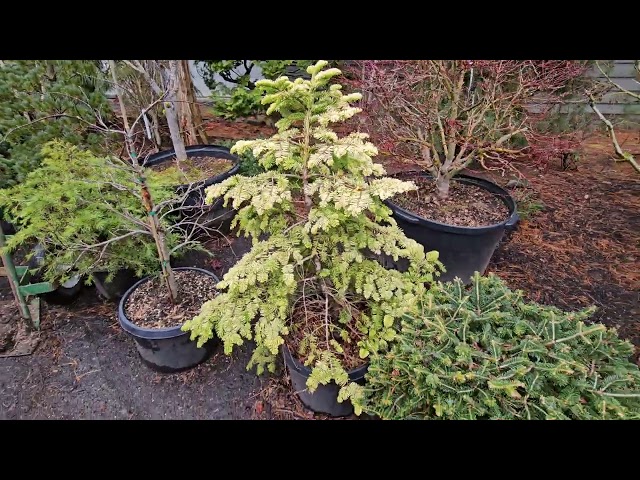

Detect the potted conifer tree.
xmin=183 ymin=61 xmax=442 ymax=416
xmin=0 ymin=138 xmax=221 ymax=371
xmin=0 ymin=60 xmax=112 ymax=239
xmin=0 ymin=60 xmax=111 ymax=189
xmin=108 ymin=61 xmax=227 ymax=372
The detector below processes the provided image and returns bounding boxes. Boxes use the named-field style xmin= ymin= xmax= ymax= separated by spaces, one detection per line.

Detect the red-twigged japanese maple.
xmin=347 ymin=60 xmax=588 ymax=199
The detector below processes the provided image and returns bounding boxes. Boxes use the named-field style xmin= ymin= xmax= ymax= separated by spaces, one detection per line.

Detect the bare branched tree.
xmin=348 ymin=60 xmax=588 ymax=198
xmin=104 ymin=60 xmax=227 ymax=302
xmin=111 ymin=60 xmax=208 ymax=152
xmin=587 ymin=60 xmax=640 ymax=174
xmin=115 ymin=60 xmax=166 ymax=149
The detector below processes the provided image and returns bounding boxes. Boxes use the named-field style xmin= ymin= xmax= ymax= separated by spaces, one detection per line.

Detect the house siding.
xmin=109 ymin=60 xmax=640 ymax=120
xmin=587 ymin=60 xmax=639 ymax=116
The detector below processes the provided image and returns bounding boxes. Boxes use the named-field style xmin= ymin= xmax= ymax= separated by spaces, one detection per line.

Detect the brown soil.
xmin=203 ymin=118 xmax=275 ymax=141
xmin=285 ymin=292 xmax=366 ymax=371
xmin=487 ymin=157 xmax=640 ymax=364
xmin=149 ymin=156 xmax=234 ymax=184
xmin=0 ymin=300 xmax=20 ymax=353
xmin=392 ymin=175 xmax=510 ymax=227
xmin=124 ymin=270 xmax=218 ymax=329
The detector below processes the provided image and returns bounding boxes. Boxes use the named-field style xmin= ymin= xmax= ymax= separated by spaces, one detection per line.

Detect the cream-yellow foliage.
xmin=183 ymin=61 xmax=442 ymax=408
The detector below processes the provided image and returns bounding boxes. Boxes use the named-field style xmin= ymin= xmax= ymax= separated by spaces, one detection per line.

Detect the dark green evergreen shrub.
xmin=360 ymin=273 xmax=640 ymax=419
xmin=0 ymin=60 xmax=112 ymax=188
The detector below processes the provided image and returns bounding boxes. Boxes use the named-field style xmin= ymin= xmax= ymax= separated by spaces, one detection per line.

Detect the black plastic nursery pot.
xmin=386 ymin=173 xmax=520 ymax=284
xmin=145 ymin=145 xmax=240 ymax=233
xmin=283 ymin=344 xmax=368 ymax=417
xmin=28 ymin=243 xmax=83 ymax=305
xmin=0 ymin=207 xmax=15 ymax=235
xmin=42 ymin=275 xmax=84 ymax=305
xmin=117 ymin=267 xmax=219 ymax=373
xmin=0 ymin=219 xmax=15 ymax=236
xmin=92 ymin=269 xmax=140 ymax=301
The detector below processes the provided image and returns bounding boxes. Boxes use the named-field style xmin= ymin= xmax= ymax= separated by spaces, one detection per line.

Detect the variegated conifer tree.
xmin=183 ymin=61 xmax=442 ymax=408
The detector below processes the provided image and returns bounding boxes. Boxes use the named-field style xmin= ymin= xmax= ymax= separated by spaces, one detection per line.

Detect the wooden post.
xmin=176 ymin=60 xmax=209 ymax=145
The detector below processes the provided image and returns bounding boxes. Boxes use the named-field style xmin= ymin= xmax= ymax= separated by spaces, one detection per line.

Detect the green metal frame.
xmin=0 ymin=223 xmax=55 ymax=329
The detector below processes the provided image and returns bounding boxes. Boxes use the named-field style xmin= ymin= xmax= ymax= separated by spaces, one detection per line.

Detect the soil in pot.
xmin=284 ymin=292 xmax=368 ymax=417
xmin=286 ymin=292 xmax=366 ymax=371
xmin=392 ymin=175 xmax=510 ymax=227
xmin=124 ymin=269 xmax=218 ymax=329
xmin=149 ymin=155 xmax=235 ymax=184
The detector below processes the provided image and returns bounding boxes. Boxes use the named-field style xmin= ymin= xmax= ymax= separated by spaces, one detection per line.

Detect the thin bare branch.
xmin=587 ymin=93 xmax=640 ymax=174
xmin=596 ymin=61 xmax=640 ymax=101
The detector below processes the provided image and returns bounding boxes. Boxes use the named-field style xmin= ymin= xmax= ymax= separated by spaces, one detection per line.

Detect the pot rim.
xmin=144 ymin=144 xmax=241 ymax=191
xmin=385 ymin=172 xmax=519 ymax=235
xmin=117 ymin=266 xmax=220 ymax=340
xmin=282 ymin=343 xmax=369 ymax=380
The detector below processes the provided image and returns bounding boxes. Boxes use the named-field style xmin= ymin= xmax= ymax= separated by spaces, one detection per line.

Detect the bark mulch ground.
xmin=487 ymin=137 xmax=640 ymax=365
xmin=0 ymin=237 xmax=267 ymax=420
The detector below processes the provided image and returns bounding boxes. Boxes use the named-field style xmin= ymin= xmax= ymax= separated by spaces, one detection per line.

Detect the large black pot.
xmin=145 ymin=145 xmax=241 ymax=232
xmin=0 ymin=220 xmax=14 ymax=236
xmin=386 ymin=173 xmax=519 ymax=283
xmin=92 ymin=269 xmax=140 ymax=301
xmin=283 ymin=344 xmax=368 ymax=417
xmin=0 ymin=208 xmax=16 ymax=236
xmin=118 ymin=267 xmax=219 ymax=373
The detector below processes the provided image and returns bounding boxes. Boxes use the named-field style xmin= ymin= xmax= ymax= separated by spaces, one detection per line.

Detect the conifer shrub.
xmin=183 ymin=61 xmax=442 ymax=407
xmin=0 ymin=60 xmax=111 ymax=188
xmin=0 ymin=140 xmax=190 ymax=285
xmin=213 ymin=138 xmax=264 ymax=177
xmin=358 ymin=273 xmax=640 ymax=420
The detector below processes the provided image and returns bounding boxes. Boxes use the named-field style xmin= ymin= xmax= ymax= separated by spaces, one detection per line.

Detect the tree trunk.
xmin=140 ymin=186 xmax=179 ymax=302
xmin=164 ymin=61 xmax=188 ymax=162
xmin=148 ymin=108 xmax=163 ymax=149
xmin=176 ymin=60 xmax=198 ymax=145
xmin=435 ymin=174 xmax=450 ymax=200
xmin=176 ymin=60 xmax=209 ymax=145
xmin=109 ymin=60 xmax=179 ymax=302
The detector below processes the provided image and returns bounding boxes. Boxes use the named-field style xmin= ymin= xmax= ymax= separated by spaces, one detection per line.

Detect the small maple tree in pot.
xmin=349 ymin=60 xmax=587 ymax=202
xmin=183 ymin=61 xmax=442 ymax=408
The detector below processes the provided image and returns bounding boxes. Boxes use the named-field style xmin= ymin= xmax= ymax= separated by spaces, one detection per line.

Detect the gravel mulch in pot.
xmin=124 ymin=269 xmax=218 ymax=329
